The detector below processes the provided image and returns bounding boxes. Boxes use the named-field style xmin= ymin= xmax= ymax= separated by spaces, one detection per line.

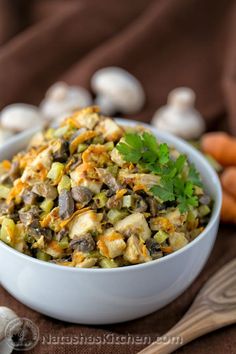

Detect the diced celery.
xmin=88 ymin=250 xmax=101 ymax=258
xmin=45 ymin=128 xmax=55 ymax=140
xmin=77 ymin=143 xmax=88 ymax=153
xmin=106 ymin=165 xmax=118 ymax=176
xmin=93 ymin=192 xmax=107 ymax=208
xmin=104 ymin=141 xmax=114 ymax=151
xmin=58 ymin=236 xmax=69 ymax=249
xmin=107 ymin=209 xmax=129 ymax=224
xmin=99 ymin=258 xmax=118 ymax=268
xmin=0 ymin=217 xmax=15 ymax=244
xmin=122 ymin=195 xmax=133 ymax=208
xmin=154 ymin=230 xmax=168 ymax=244
xmin=40 ymin=199 xmax=54 ymax=213
xmin=47 ymin=162 xmax=64 ymax=181
xmin=187 ymin=209 xmax=198 ymax=222
xmin=54 ymin=126 xmax=69 ymax=138
xmin=0 ymin=185 xmax=11 ymax=199
xmin=36 ymin=250 xmax=51 ymax=261
xmin=57 ymin=175 xmax=71 ymax=193
xmin=92 ymin=136 xmax=104 ymax=144
xmin=198 ymin=205 xmax=210 ymax=217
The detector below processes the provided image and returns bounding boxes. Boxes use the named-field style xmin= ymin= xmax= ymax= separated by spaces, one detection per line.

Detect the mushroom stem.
xmin=94 ymin=95 xmax=116 ymax=115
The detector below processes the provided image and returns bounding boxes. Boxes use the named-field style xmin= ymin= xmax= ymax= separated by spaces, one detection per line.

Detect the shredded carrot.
xmin=97 ymin=237 xmax=109 ymax=258
xmin=70 ymin=131 xmax=97 ymax=154
xmin=2 ymin=160 xmax=11 ymax=170
xmin=133 ymin=184 xmax=147 ymax=192
xmin=115 ymin=189 xmax=127 ymax=199
xmin=40 ymin=207 xmax=59 ymax=228
xmin=60 ymin=207 xmax=91 ymax=228
xmin=160 ymin=246 xmax=173 ymax=254
xmin=141 ymin=244 xmax=149 ymax=257
xmin=36 ymin=163 xmax=48 ymax=181
xmin=7 ymin=179 xmax=28 ymax=204
xmin=62 ymin=117 xmax=81 ymax=129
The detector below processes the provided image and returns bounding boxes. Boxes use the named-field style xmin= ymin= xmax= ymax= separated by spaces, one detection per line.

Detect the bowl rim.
xmin=0 ymin=118 xmax=222 ymax=273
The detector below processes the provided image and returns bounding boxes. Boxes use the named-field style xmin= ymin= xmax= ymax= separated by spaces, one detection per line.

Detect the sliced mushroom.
xmin=106 ymin=195 xmax=122 ymax=209
xmin=70 ymin=233 xmax=95 ymax=252
xmin=22 ymin=190 xmax=38 ymax=205
xmin=71 ymin=186 xmax=93 ymax=205
xmin=52 ymin=139 xmax=69 ymax=162
xmin=19 ymin=206 xmax=40 ymax=226
xmin=8 ymin=161 xmax=20 ymax=181
xmin=32 ymin=182 xmax=58 ymax=200
xmin=145 ymin=239 xmax=163 ymax=259
xmin=147 ymin=197 xmax=159 ymax=217
xmin=96 ymin=168 xmax=121 ymax=192
xmin=27 ymin=223 xmax=52 ymax=241
xmin=0 ymin=200 xmax=14 ymax=215
xmin=55 ymin=228 xmax=68 ymax=242
xmin=133 ymin=195 xmax=148 ymax=213
xmin=59 ymin=190 xmax=74 ymax=219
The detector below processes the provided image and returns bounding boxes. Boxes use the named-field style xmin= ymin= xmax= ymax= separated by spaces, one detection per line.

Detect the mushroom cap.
xmin=152 ymin=107 xmax=205 ymax=139
xmin=168 ymin=87 xmax=196 ymax=109
xmin=40 ymin=82 xmax=93 ymax=120
xmin=91 ymin=67 xmax=145 ymax=114
xmin=152 ymin=87 xmax=205 ymax=139
xmin=0 ymin=306 xmax=20 ymax=342
xmin=0 ymin=104 xmax=43 ymax=132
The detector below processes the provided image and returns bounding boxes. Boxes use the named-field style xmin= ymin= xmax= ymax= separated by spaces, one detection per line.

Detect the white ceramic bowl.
xmin=0 ymin=120 xmax=222 ymax=324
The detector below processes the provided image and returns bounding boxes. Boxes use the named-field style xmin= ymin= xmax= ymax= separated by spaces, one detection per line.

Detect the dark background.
xmin=1 ymin=0 xmax=236 ymax=131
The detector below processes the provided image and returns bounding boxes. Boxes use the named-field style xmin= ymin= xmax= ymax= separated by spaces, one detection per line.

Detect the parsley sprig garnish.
xmin=116 ymin=132 xmax=202 ymax=213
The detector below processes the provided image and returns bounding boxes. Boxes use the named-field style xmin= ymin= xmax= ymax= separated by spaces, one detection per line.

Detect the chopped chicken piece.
xmin=115 ymin=212 xmax=151 ymax=241
xmin=45 ymin=240 xmax=65 ymax=258
xmin=96 ymin=118 xmax=123 ymax=141
xmin=70 ymin=163 xmax=102 ymax=194
xmin=68 ymin=211 xmax=103 ymax=239
xmin=124 ymin=235 xmax=151 ymax=264
xmin=118 ymin=171 xmax=160 ymax=189
xmin=97 ymin=228 xmax=126 ymax=258
xmin=73 ymin=107 xmax=100 ymax=129
xmin=165 ymin=209 xmax=187 ymax=226
xmin=169 ymin=232 xmax=188 ymax=251
xmin=110 ymin=148 xmax=125 ymax=167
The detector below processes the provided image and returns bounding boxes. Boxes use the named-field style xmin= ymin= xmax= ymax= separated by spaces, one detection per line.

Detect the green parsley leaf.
xmin=159 ymin=143 xmax=169 ymax=164
xmin=116 ymin=131 xmax=203 ymax=213
xmin=116 ymin=140 xmax=141 ymax=163
xmin=188 ymin=164 xmax=203 ymax=187
xmin=151 ymin=181 xmax=175 ymax=202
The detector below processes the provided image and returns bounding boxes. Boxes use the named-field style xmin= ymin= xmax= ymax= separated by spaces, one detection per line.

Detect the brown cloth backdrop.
xmin=0 ymin=0 xmax=236 ymax=353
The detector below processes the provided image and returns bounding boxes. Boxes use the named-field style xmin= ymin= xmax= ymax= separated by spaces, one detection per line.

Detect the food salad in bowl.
xmin=0 ymin=107 xmax=212 ymax=268
xmin=0 ymin=107 xmax=221 ymax=324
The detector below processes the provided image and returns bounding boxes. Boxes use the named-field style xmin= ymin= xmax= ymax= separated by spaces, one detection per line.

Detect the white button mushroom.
xmin=0 ymin=104 xmax=43 ymax=132
xmin=0 ymin=128 xmax=14 ymax=145
xmin=40 ymin=82 xmax=93 ymax=122
xmin=151 ymin=87 xmax=205 ymax=139
xmin=91 ymin=67 xmax=145 ymax=115
xmin=0 ymin=307 xmax=21 ymax=342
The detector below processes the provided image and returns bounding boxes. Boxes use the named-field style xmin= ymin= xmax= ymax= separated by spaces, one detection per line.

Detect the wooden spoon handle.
xmin=138 ymin=306 xmax=224 ymax=354
xmin=139 ymin=258 xmax=236 ymax=354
